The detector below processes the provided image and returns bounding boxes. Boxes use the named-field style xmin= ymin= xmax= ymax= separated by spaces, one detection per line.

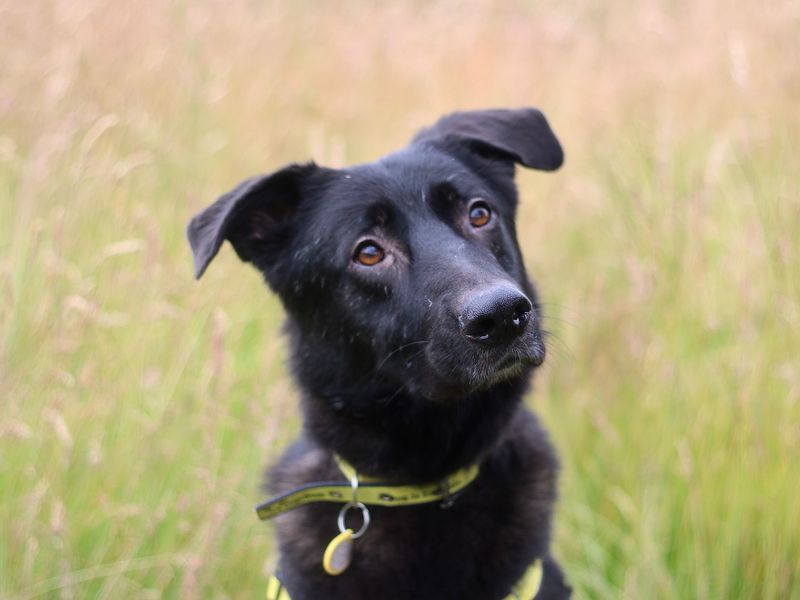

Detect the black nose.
xmin=460 ymin=287 xmax=533 ymax=347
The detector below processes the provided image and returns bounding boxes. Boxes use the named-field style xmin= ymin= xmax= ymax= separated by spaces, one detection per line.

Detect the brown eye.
xmin=469 ymin=201 xmax=492 ymax=228
xmin=354 ymin=240 xmax=385 ymax=266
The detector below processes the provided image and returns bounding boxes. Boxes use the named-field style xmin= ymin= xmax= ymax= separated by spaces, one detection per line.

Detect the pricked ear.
xmin=187 ymin=163 xmax=318 ymax=279
xmin=411 ymin=108 xmax=564 ymax=171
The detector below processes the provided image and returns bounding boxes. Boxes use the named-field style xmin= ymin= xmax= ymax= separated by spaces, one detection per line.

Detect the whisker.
xmin=348 ymin=340 xmax=431 ymax=393
xmin=374 ymin=339 xmax=431 ymax=372
xmin=542 ymin=330 xmax=575 ymax=363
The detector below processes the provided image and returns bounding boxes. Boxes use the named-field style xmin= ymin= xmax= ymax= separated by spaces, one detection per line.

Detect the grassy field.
xmin=2 ymin=0 xmax=799 ymax=598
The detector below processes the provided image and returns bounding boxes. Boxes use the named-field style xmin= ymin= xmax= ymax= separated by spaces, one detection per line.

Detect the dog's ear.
xmin=412 ymin=108 xmax=563 ymax=171
xmin=187 ymin=163 xmax=319 ymax=279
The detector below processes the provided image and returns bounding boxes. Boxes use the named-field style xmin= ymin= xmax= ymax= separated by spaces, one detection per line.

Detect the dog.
xmin=187 ymin=108 xmax=571 ymax=599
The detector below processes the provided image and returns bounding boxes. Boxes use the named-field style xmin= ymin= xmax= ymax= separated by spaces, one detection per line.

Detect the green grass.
xmin=2 ymin=1 xmax=799 ymax=598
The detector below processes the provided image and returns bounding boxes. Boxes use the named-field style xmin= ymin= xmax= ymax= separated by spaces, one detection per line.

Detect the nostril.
xmin=510 ymin=298 xmax=532 ymax=330
xmin=464 ymin=316 xmax=496 ymax=341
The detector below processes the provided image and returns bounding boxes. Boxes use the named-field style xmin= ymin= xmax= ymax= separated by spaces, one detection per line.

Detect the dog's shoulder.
xmin=492 ymin=405 xmax=559 ymax=480
xmin=482 ymin=405 xmax=560 ymax=528
xmin=265 ymin=436 xmax=338 ymax=495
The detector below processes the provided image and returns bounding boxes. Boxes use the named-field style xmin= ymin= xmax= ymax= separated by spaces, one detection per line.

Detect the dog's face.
xmin=188 ymin=109 xmax=562 ymax=402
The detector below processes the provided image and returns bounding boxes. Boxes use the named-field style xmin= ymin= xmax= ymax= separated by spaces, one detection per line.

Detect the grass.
xmin=1 ymin=0 xmax=799 ymax=598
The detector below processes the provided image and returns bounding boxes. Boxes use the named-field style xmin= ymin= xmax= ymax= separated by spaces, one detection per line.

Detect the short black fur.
xmin=188 ymin=108 xmax=571 ymax=599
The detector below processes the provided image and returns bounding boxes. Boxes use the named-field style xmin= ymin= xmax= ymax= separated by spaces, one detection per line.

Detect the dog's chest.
xmin=268 ymin=417 xmax=557 ymax=600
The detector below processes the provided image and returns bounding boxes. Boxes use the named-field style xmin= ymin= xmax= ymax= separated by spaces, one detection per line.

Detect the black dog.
xmin=188 ymin=108 xmax=571 ymax=599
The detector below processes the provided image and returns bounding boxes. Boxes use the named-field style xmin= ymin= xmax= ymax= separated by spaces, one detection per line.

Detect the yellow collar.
xmin=256 ymin=456 xmax=480 ymax=520
xmin=260 ymin=456 xmax=544 ymax=599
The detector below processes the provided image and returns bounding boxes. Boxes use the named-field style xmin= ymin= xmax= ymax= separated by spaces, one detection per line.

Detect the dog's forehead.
xmin=374 ymin=146 xmax=466 ymax=180
xmin=325 ymin=147 xmax=478 ymax=208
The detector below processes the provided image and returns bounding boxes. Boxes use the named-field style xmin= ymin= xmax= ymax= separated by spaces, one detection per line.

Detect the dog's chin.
xmin=410 ymin=352 xmax=542 ymax=402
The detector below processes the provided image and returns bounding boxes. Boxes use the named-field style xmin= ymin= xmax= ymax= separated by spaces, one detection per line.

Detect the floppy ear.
xmin=187 ymin=163 xmax=318 ymax=279
xmin=411 ymin=108 xmax=563 ymax=171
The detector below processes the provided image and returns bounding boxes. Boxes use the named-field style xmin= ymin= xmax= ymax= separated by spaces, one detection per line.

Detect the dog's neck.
xmin=300 ymin=376 xmax=530 ymax=482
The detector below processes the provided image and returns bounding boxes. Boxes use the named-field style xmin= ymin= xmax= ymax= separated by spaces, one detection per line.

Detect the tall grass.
xmin=1 ymin=0 xmax=798 ymax=598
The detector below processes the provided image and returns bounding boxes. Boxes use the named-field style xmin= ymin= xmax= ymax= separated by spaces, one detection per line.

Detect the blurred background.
xmin=1 ymin=0 xmax=799 ymax=598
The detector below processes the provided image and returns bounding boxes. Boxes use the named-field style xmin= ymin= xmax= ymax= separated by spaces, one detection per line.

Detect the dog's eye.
xmin=353 ymin=240 xmax=385 ymax=266
xmin=468 ymin=201 xmax=492 ymax=228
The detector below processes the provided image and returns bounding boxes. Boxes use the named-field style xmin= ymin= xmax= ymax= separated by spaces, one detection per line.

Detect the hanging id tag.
xmin=322 ymin=501 xmax=370 ymax=576
xmin=323 ymin=528 xmax=354 ymax=575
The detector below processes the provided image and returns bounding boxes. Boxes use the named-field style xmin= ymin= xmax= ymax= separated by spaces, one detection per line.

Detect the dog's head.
xmin=188 ymin=108 xmax=562 ymax=403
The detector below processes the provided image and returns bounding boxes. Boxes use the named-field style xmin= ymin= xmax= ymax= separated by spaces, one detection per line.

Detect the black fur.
xmin=188 ymin=108 xmax=571 ymax=599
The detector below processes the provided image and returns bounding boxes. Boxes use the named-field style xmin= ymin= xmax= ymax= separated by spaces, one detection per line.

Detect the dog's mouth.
xmin=407 ymin=336 xmax=545 ymax=401
xmin=464 ymin=343 xmax=545 ymax=386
